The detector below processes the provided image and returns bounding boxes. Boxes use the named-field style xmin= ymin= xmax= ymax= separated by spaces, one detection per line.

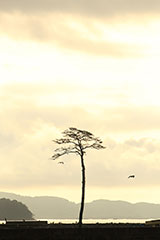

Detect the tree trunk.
xmin=79 ymin=154 xmax=85 ymax=227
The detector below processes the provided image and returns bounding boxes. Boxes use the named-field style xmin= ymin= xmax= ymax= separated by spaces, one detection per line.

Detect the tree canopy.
xmin=52 ymin=127 xmax=105 ymax=160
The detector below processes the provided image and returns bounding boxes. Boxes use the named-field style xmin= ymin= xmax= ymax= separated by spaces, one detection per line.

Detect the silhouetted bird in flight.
xmin=58 ymin=161 xmax=64 ymax=164
xmin=128 ymin=175 xmax=135 ymax=178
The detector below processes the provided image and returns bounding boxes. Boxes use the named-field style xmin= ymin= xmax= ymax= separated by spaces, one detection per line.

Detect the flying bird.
xmin=128 ymin=175 xmax=135 ymax=178
xmin=58 ymin=161 xmax=64 ymax=164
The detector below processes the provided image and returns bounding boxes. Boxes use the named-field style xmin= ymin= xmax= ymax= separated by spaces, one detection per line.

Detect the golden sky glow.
xmin=1 ymin=0 xmax=160 ymax=204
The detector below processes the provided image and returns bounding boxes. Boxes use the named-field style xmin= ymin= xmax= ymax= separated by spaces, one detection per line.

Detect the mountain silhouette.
xmin=0 ymin=198 xmax=33 ymax=220
xmin=0 ymin=192 xmax=159 ymax=219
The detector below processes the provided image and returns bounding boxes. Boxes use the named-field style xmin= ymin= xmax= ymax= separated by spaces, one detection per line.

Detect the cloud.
xmin=1 ymin=82 xmax=160 ymax=136
xmin=86 ymin=136 xmax=160 ymax=187
xmin=98 ymin=106 xmax=160 ymax=134
xmin=1 ymin=82 xmax=160 ymax=191
xmin=0 ymin=0 xmax=160 ymax=17
xmin=125 ymin=138 xmax=157 ymax=153
xmin=1 ymin=132 xmax=160 ymax=189
xmin=0 ymin=12 xmax=146 ymax=57
xmin=0 ymin=1 xmax=159 ymax=57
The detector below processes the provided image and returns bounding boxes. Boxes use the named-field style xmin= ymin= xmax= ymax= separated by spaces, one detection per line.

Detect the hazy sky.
xmin=1 ymin=0 xmax=160 ymax=204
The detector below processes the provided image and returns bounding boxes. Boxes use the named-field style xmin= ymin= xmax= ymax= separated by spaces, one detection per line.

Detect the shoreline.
xmin=0 ymin=223 xmax=159 ymax=240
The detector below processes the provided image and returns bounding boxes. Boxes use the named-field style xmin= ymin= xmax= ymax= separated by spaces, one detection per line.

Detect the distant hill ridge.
xmin=0 ymin=192 xmax=159 ymax=219
xmin=0 ymin=198 xmax=33 ymax=220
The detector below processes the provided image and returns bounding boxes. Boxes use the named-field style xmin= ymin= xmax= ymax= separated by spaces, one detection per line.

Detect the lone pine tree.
xmin=52 ymin=127 xmax=105 ymax=226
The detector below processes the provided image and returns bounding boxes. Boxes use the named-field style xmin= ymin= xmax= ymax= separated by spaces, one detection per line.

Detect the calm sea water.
xmin=0 ymin=219 xmax=152 ymax=224
xmin=39 ymin=219 xmax=150 ymax=224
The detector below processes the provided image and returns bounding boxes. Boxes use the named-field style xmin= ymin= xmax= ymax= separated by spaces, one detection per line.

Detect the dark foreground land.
xmin=0 ymin=221 xmax=160 ymax=240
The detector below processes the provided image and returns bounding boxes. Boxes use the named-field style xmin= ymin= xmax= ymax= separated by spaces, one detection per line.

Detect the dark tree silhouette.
xmin=52 ymin=127 xmax=105 ymax=226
